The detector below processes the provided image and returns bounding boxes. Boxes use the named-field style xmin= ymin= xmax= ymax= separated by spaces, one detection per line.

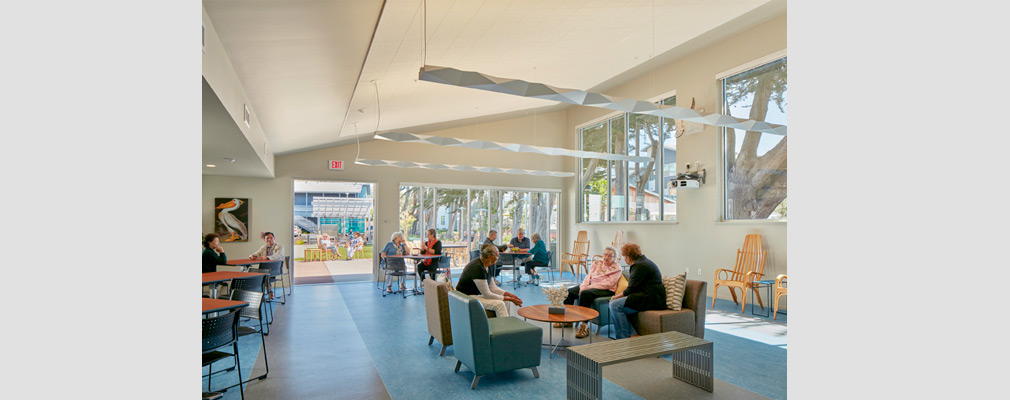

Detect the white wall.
xmin=563 ymin=13 xmax=787 ymax=308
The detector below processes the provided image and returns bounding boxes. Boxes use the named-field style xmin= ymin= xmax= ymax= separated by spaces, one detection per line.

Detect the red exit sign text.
xmin=329 ymin=160 xmax=344 ymax=170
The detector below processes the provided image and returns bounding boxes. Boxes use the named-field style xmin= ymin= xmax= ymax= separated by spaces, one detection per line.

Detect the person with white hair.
xmin=380 ymin=231 xmax=408 ymax=293
xmin=455 ymin=243 xmax=523 ymax=317
xmin=565 ymin=246 xmax=622 ymax=338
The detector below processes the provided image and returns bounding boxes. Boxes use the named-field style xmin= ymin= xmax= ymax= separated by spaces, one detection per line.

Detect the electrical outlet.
xmin=697 ymin=268 xmax=702 ymax=275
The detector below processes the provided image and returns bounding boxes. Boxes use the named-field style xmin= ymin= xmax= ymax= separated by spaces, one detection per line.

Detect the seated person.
xmin=249 ymin=231 xmax=284 ymax=261
xmin=319 ymin=234 xmax=339 ymax=259
xmin=564 ymin=246 xmax=622 ymax=338
xmin=609 ymin=243 xmax=667 ymax=339
xmin=418 ymin=228 xmax=442 ymax=281
xmin=380 ymin=231 xmax=408 ymax=292
xmin=482 ymin=229 xmax=508 ymax=284
xmin=508 ymin=228 xmax=531 ymax=250
xmin=202 ymin=233 xmax=227 ymax=273
xmin=346 ymin=232 xmax=362 ymax=260
xmin=523 ymin=232 xmax=549 ymax=285
xmin=455 ymin=244 xmax=522 ymax=317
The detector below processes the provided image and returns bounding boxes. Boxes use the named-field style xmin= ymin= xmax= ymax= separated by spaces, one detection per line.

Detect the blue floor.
xmin=203 ymin=271 xmax=787 ymax=399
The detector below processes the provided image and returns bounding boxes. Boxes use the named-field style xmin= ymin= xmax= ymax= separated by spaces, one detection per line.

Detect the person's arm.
xmin=486 ymin=275 xmax=506 ymax=296
xmin=215 ymin=250 xmax=227 ymax=265
xmin=474 ymin=279 xmax=503 ymax=300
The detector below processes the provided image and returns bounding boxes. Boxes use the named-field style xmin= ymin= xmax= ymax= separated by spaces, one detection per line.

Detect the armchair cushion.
xmin=630 ymin=279 xmax=707 ymax=339
xmin=488 ymin=317 xmax=542 ymax=372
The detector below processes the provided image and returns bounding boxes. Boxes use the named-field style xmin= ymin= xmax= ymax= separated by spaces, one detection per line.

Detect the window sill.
xmin=715 ymin=219 xmax=787 ymax=225
xmin=577 ymin=220 xmax=678 ymax=225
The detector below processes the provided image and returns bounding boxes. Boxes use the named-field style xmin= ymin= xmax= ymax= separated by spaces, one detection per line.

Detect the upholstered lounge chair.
xmin=448 ymin=291 xmax=542 ymax=389
xmin=423 ymin=279 xmax=495 ymax=357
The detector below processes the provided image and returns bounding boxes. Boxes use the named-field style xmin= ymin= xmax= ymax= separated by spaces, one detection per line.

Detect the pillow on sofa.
xmin=663 ymin=273 xmax=687 ymax=310
xmin=615 ymin=274 xmax=629 ymax=296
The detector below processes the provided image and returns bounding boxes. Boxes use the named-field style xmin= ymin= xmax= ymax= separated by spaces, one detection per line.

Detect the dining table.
xmin=497 ymin=248 xmax=531 ymax=289
xmin=385 ymin=254 xmax=443 ymax=296
xmin=202 ymin=271 xmax=268 ymax=299
xmin=202 ymin=298 xmax=249 ymax=315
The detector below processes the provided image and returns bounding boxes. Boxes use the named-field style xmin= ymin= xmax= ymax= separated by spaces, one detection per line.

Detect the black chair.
xmin=283 ymin=256 xmax=293 ymax=296
xmin=437 ymin=254 xmax=452 ymax=284
xmin=248 ymin=268 xmax=274 ymax=324
xmin=231 ymin=290 xmax=270 ymax=381
xmin=469 ymin=249 xmax=479 ymax=262
xmin=381 ymin=256 xmax=407 ymax=299
xmin=262 ymin=260 xmax=286 ymax=305
xmin=202 ymin=310 xmax=244 ymax=399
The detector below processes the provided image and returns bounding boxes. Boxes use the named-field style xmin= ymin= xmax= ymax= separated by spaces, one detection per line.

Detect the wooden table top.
xmin=202 ymin=271 xmax=267 ymax=284
xmin=517 ymin=304 xmax=599 ymax=324
xmin=202 ymin=298 xmax=248 ymax=314
xmin=227 ymin=258 xmax=282 ymax=266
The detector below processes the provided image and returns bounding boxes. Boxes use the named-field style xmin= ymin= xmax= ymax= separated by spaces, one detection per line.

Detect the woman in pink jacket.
xmin=563 ymin=246 xmax=622 ymax=338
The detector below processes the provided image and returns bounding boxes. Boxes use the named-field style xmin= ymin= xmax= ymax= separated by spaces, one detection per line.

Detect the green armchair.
xmin=447 ymin=291 xmax=542 ymax=389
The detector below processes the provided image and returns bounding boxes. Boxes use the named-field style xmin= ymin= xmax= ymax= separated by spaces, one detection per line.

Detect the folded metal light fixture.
xmin=374 ymin=131 xmax=652 ymax=163
xmin=354 ymin=158 xmax=574 ymax=178
xmin=419 ymin=65 xmax=787 ymax=136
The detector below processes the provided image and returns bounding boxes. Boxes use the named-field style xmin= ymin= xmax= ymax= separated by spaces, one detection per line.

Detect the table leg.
xmin=670 ymin=344 xmax=714 ymax=392
xmin=551 ymin=325 xmax=566 ymax=359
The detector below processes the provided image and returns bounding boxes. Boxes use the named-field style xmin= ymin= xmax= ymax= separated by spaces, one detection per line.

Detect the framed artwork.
xmin=214 ymin=198 xmax=250 ymax=242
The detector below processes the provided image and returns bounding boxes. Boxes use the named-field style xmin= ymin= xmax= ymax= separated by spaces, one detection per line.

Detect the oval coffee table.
xmin=517 ymin=304 xmax=599 ymax=359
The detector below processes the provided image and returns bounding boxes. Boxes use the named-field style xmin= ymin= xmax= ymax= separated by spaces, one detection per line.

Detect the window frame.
xmin=718 ymin=53 xmax=788 ymax=223
xmin=577 ymin=91 xmax=678 ymax=224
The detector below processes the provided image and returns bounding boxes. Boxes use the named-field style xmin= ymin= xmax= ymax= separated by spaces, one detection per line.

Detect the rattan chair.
xmin=202 ymin=310 xmax=244 ymax=399
xmin=712 ymin=234 xmax=767 ymax=313
xmin=231 ymin=290 xmax=270 ymax=381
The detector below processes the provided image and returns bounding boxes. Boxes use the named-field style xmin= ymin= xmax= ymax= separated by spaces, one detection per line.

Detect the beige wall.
xmin=202 ymin=13 xmax=787 ymax=308
xmin=562 ymin=14 xmax=787 ymax=308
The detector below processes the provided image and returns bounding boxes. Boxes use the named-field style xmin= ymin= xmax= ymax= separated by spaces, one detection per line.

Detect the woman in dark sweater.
xmin=608 ymin=243 xmax=667 ymax=339
xmin=202 ymin=233 xmax=227 ymax=273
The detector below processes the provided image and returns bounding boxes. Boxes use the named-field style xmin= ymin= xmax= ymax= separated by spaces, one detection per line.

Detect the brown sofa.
xmin=629 ymin=279 xmax=707 ymax=338
xmin=423 ymin=278 xmax=496 ymax=356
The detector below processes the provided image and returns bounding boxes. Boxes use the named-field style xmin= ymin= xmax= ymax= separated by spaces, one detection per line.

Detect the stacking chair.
xmin=560 ymin=230 xmax=590 ymax=281
xmin=448 ymin=291 xmax=542 ymax=389
xmin=202 ymin=310 xmax=244 ymax=399
xmin=534 ymin=251 xmax=554 ymax=283
xmin=437 ymin=255 xmax=452 ymax=284
xmin=712 ymin=234 xmax=767 ymax=313
xmin=283 ymin=256 xmax=293 ymax=296
xmin=230 ymin=290 xmax=270 ymax=381
xmin=381 ymin=255 xmax=408 ymax=298
xmin=248 ymin=268 xmax=274 ymax=324
xmin=262 ymin=260 xmax=286 ymax=305
xmin=774 ymin=274 xmax=787 ymax=320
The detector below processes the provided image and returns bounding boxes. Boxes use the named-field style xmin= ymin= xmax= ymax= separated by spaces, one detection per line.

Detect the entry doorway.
xmin=292 ymin=179 xmax=375 ymax=284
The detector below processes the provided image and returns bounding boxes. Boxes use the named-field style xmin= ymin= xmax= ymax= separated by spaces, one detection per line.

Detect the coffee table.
xmin=517 ymin=304 xmax=599 ymax=359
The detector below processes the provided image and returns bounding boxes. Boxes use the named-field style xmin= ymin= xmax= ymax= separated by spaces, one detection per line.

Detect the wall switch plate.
xmin=697 ymin=268 xmax=702 ymax=275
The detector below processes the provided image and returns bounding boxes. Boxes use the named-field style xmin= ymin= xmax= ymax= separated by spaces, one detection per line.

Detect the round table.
xmin=517 ymin=304 xmax=599 ymax=358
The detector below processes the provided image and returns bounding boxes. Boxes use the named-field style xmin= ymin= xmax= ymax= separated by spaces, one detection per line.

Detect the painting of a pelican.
xmin=215 ymin=198 xmax=249 ymax=242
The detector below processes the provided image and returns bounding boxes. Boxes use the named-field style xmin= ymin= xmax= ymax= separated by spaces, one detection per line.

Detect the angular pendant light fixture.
xmin=374 ymin=132 xmax=652 ymax=163
xmin=354 ymin=159 xmax=574 ymax=178
xmin=419 ymin=65 xmax=787 ymax=136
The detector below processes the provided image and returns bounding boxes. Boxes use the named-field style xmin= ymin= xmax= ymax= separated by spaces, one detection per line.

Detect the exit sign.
xmin=329 ymin=160 xmax=344 ymax=170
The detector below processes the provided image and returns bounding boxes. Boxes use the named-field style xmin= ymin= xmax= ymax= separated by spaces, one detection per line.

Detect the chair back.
xmin=447 ymin=291 xmax=492 ymax=372
xmin=229 ymin=274 xmax=265 ymax=293
xmin=682 ymin=280 xmax=708 ymax=338
xmin=572 ymin=230 xmax=589 ymax=258
xmin=202 ymin=310 xmax=239 ymax=353
xmin=728 ymin=234 xmax=766 ymax=283
xmin=230 ymin=289 xmax=263 ymax=321
xmin=611 ymin=230 xmax=624 ymax=251
xmin=469 ymin=249 xmax=480 ymax=262
xmin=438 ymin=254 xmax=450 ymax=269
xmin=424 ymin=279 xmax=452 ymax=345
xmin=263 ymin=260 xmax=283 ymax=277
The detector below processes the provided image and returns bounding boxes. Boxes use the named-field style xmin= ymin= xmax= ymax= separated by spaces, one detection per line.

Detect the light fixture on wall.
xmin=418 ymin=65 xmax=786 ymax=136
xmin=374 ymin=131 xmax=651 ymax=163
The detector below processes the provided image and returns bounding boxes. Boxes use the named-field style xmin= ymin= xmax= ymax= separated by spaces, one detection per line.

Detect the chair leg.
xmin=728 ymin=286 xmax=740 ymax=306
xmin=428 ymin=335 xmax=434 ymax=345
xmin=531 ymin=366 xmax=539 ymax=378
xmin=234 ymin=342 xmax=245 ymax=400
xmin=471 ymin=376 xmax=481 ymax=390
xmin=773 ymin=292 xmax=782 ymax=320
xmin=439 ymin=345 xmax=447 ymax=357
xmin=454 ymin=360 xmax=462 ymax=372
xmin=739 ymin=286 xmax=749 ymax=313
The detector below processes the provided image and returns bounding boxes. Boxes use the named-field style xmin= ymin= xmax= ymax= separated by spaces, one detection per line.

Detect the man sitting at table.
xmin=250 ymin=231 xmax=284 ymax=261
xmin=508 ymin=228 xmax=531 ymax=250
xmin=482 ymin=229 xmax=508 ymax=285
xmin=455 ymin=244 xmax=523 ymax=317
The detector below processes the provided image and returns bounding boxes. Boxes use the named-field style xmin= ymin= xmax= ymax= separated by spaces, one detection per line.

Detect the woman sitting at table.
xmin=563 ymin=246 xmax=622 ymax=338
xmin=523 ymin=232 xmax=549 ymax=286
xmin=202 ymin=233 xmax=227 ymax=273
xmin=380 ymin=231 xmax=408 ymax=292
xmin=418 ymin=228 xmax=442 ymax=281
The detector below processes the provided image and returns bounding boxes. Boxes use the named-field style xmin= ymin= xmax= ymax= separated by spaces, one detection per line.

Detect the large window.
xmin=398 ymin=184 xmax=560 ymax=262
xmin=722 ymin=57 xmax=787 ymax=220
xmin=579 ymin=95 xmax=677 ymax=222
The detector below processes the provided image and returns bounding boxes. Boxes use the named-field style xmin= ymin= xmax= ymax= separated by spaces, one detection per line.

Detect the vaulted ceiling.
xmin=203 ymin=0 xmax=785 ymax=172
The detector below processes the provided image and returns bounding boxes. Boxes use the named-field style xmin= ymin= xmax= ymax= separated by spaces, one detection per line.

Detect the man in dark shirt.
xmin=508 ymin=228 xmax=531 ymax=250
xmin=482 ymin=230 xmax=508 ymax=284
xmin=455 ymin=243 xmax=522 ymax=316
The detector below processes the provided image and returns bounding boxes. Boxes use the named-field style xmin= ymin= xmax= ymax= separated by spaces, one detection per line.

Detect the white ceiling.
xmin=203 ymin=0 xmax=784 ymax=161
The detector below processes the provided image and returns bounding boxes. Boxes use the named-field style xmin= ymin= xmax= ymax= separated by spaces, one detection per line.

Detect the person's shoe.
xmin=575 ymin=325 xmax=590 ymax=339
xmin=533 ymin=276 xmax=540 ymax=286
xmin=552 ymin=322 xmax=562 ymax=328
xmin=386 ymin=286 xmax=392 ymax=293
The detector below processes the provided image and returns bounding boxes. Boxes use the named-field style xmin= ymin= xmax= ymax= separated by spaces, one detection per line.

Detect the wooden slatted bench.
xmin=566 ymin=331 xmax=713 ymax=399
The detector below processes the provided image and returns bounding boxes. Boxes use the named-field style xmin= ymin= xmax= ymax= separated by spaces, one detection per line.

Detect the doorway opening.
xmin=292 ymin=179 xmax=375 ymax=284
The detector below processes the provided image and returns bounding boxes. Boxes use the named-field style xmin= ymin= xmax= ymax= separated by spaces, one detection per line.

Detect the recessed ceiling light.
xmin=206 ymin=164 xmax=216 ymax=168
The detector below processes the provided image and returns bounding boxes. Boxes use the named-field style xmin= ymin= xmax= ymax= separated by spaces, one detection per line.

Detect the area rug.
xmin=292 ymin=262 xmax=334 ymax=284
